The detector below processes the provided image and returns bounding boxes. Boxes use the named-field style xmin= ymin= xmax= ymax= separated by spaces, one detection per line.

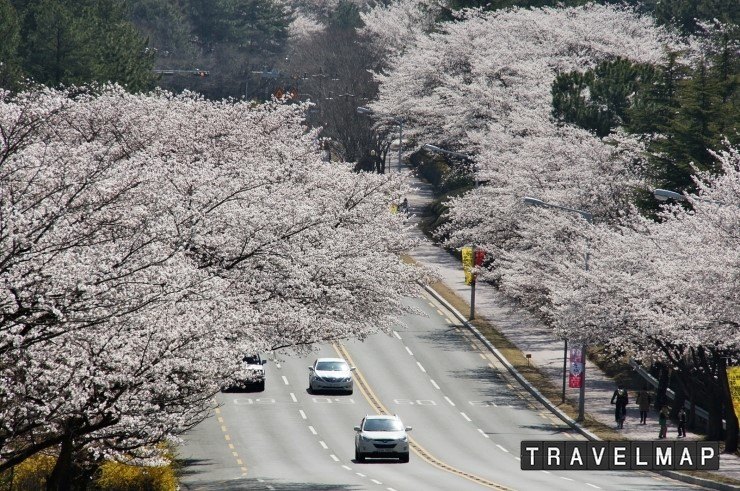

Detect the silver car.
xmin=308 ymin=358 xmax=355 ymax=394
xmin=354 ymin=414 xmax=412 ymax=462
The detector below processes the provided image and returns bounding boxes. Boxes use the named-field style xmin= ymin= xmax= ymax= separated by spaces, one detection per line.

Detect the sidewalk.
xmin=400 ymin=166 xmax=740 ymax=489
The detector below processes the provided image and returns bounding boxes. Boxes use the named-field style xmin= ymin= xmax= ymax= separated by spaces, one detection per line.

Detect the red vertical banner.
xmin=474 ymin=249 xmax=485 ymax=267
xmin=569 ymin=347 xmax=584 ymax=388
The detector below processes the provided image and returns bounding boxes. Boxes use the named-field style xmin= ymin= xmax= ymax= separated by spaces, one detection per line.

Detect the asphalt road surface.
xmin=178 ymin=292 xmax=702 ymax=491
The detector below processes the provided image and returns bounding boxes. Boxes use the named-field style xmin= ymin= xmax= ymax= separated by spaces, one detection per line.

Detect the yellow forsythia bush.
xmin=0 ymin=454 xmax=56 ymax=489
xmin=94 ymin=461 xmax=177 ymax=491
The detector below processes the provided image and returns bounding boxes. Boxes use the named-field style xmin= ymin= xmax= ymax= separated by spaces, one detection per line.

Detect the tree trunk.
xmin=46 ymin=435 xmax=73 ymax=491
xmin=655 ymin=364 xmax=670 ymax=411
xmin=706 ymin=384 xmax=725 ymax=442
xmin=670 ymin=379 xmax=687 ymax=419
xmin=718 ymin=356 xmax=739 ymax=453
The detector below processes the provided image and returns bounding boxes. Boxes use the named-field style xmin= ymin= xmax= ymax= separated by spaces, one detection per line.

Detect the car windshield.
xmin=316 ymin=361 xmax=348 ymax=371
xmin=244 ymin=355 xmax=260 ymax=364
xmin=363 ymin=419 xmax=404 ymax=432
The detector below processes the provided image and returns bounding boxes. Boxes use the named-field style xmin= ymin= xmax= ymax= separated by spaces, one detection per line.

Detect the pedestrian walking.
xmin=658 ymin=406 xmax=669 ymax=439
xmin=399 ymin=197 xmax=409 ymax=215
xmin=611 ymin=385 xmax=629 ymax=429
xmin=636 ymin=386 xmax=652 ymax=425
xmin=677 ymin=407 xmax=687 ymax=437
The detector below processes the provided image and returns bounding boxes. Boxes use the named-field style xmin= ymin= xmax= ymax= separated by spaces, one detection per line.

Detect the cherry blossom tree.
xmin=365 ymin=3 xmax=738 ymax=447
xmin=543 ymin=146 xmax=739 ymax=449
xmin=368 ymin=5 xmax=685 ymax=308
xmin=0 ymin=85 xmax=426 ymax=484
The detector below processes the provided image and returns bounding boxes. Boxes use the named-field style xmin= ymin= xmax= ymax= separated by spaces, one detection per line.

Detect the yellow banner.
xmin=729 ymin=366 xmax=740 ymax=421
xmin=461 ymin=246 xmax=474 ymax=285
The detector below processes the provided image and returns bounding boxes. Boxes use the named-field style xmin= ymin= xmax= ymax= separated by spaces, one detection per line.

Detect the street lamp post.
xmin=522 ymin=196 xmax=592 ymax=421
xmin=423 ymin=144 xmax=479 ymax=320
xmin=653 ymin=188 xmax=733 ymax=207
xmin=356 ymin=107 xmax=404 ymax=173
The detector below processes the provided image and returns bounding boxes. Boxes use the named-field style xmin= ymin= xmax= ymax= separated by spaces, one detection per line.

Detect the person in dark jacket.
xmin=677 ymin=407 xmax=687 ymax=437
xmin=611 ymin=386 xmax=629 ymax=429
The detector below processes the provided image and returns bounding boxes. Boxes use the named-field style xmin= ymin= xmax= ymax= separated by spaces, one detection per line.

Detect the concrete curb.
xmin=422 ymin=284 xmax=599 ymax=441
xmin=423 ymin=283 xmax=738 ymax=491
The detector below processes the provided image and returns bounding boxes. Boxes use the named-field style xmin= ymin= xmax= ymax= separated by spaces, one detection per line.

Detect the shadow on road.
xmin=179 ymin=476 xmax=366 ymax=491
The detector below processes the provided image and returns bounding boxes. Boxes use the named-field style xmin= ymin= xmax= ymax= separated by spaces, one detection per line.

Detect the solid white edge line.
xmin=282 ymin=375 xmax=289 ymax=385
xmin=299 ymin=410 xmax=307 ymax=419
xmin=308 ymin=426 xmax=317 ymax=435
xmin=460 ymin=412 xmax=471 ymax=422
xmin=417 ymin=362 xmax=426 ymax=373
xmin=430 ymin=379 xmax=440 ymax=390
xmin=405 ymin=346 xmax=413 ymax=356
xmin=290 ymin=392 xmax=297 ymax=402
xmin=444 ymin=396 xmax=456 ymax=406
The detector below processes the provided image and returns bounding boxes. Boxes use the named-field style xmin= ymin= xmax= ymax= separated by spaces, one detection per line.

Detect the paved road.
xmin=178 ymin=292 xmax=703 ymax=490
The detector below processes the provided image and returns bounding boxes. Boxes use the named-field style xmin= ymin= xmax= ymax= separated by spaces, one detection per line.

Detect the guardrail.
xmin=628 ymin=359 xmax=726 ymax=430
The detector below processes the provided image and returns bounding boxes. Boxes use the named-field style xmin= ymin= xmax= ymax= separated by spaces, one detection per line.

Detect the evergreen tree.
xmin=552 ymin=58 xmax=657 ymax=137
xmin=0 ymin=1 xmax=22 ymax=89
xmin=10 ymin=0 xmax=156 ymax=91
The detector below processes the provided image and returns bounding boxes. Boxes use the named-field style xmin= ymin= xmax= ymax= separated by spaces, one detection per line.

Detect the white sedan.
xmin=308 ymin=358 xmax=355 ymax=394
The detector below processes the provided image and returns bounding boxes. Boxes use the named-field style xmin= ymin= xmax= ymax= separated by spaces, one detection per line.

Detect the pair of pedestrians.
xmin=658 ymin=406 xmax=688 ymax=438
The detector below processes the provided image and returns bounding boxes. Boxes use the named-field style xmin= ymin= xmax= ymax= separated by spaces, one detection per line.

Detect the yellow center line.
xmin=333 ymin=342 xmax=515 ymax=491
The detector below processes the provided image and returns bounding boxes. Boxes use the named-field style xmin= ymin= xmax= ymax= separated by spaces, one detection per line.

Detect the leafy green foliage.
xmin=6 ymin=0 xmax=156 ymax=91
xmin=552 ymin=34 xmax=738 ymax=211
xmin=552 ymin=58 xmax=658 ymax=137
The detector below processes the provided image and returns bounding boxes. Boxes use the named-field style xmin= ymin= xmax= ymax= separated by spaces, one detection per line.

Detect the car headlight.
xmin=360 ymin=435 xmax=372 ymax=442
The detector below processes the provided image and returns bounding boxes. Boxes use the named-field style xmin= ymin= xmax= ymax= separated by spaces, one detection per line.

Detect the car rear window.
xmin=364 ymin=419 xmax=404 ymax=431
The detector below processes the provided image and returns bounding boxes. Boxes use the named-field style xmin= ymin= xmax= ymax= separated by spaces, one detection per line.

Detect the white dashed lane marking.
xmin=393 ymin=331 xmax=402 ymax=340
xmin=460 ymin=412 xmax=471 ymax=422
xmin=496 ymin=444 xmax=509 ymax=453
xmin=477 ymin=429 xmax=489 ymax=438
xmin=290 ymin=392 xmax=297 ymax=402
xmin=299 ymin=410 xmax=307 ymax=419
xmin=430 ymin=379 xmax=440 ymax=390
xmin=308 ymin=426 xmax=317 ymax=435
xmin=405 ymin=346 xmax=413 ymax=356
xmin=330 ymin=454 xmax=339 ymax=462
xmin=417 ymin=362 xmax=426 ymax=373
xmin=371 ymin=479 xmax=382 ymax=485
xmin=281 ymin=375 xmax=289 ymax=385
xmin=585 ymin=484 xmax=601 ymax=489
xmin=444 ymin=396 xmax=456 ymax=406
xmin=342 ymin=465 xmax=352 ymax=471
xmin=559 ymin=476 xmax=574 ymax=481
xmin=319 ymin=441 xmax=328 ymax=449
